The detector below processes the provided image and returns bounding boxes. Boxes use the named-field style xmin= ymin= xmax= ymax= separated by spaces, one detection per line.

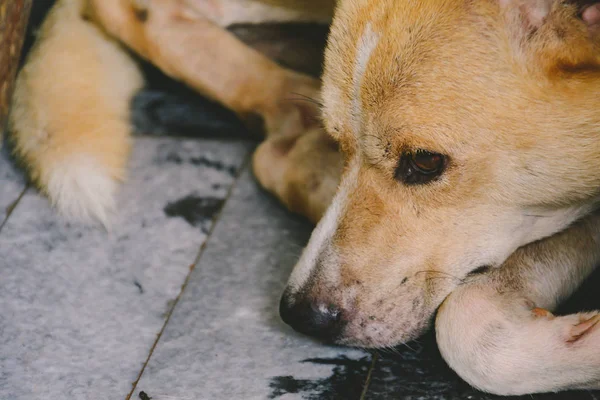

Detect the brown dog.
xmin=8 ymin=0 xmax=600 ymax=395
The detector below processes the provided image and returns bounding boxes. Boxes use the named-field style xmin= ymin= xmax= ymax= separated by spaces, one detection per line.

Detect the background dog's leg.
xmin=436 ymin=211 xmax=600 ymax=395
xmin=9 ymin=0 xmax=144 ymax=226
xmin=88 ymin=0 xmax=323 ymax=139
xmin=253 ymin=127 xmax=343 ymax=223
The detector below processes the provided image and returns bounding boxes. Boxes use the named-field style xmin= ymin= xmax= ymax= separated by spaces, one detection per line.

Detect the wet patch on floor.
xmin=366 ymin=332 xmax=598 ymax=400
xmin=159 ymin=152 xmax=238 ymax=177
xmin=269 ymin=356 xmax=372 ymax=400
xmin=164 ymin=195 xmax=226 ymax=233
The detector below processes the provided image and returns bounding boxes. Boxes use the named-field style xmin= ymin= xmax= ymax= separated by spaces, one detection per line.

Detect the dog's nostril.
xmin=279 ymin=293 xmax=344 ymax=342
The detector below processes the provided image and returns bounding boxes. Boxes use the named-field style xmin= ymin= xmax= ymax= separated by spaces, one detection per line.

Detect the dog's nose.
xmin=279 ymin=294 xmax=343 ymax=342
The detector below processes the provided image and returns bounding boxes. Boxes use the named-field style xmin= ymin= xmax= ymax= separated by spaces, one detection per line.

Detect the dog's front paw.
xmin=253 ymin=127 xmax=342 ymax=223
xmin=531 ymin=308 xmax=600 ymax=343
xmin=261 ymin=72 xmax=322 ymax=139
xmin=567 ymin=313 xmax=600 ymax=343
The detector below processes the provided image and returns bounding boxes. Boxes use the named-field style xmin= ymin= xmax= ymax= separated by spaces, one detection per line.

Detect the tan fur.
xmin=253 ymin=127 xmax=342 ymax=223
xmin=9 ymin=0 xmax=143 ymax=225
xmin=8 ymin=0 xmax=600 ymax=395
xmin=9 ymin=0 xmax=326 ymax=224
xmin=437 ymin=210 xmax=600 ymax=394
xmin=86 ymin=0 xmax=323 ymax=135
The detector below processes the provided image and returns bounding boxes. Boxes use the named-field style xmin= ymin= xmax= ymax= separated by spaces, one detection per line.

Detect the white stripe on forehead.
xmin=284 ymin=24 xmax=379 ymax=294
xmin=351 ymin=23 xmax=380 ymax=135
xmin=286 ymin=158 xmax=361 ymax=293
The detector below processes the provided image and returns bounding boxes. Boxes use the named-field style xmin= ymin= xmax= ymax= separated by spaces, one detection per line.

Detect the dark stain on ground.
xmin=271 ymin=329 xmax=600 ymax=400
xmin=269 ymin=355 xmax=371 ymax=400
xmin=367 ymin=332 xmax=599 ymax=399
xmin=134 ymin=281 xmax=144 ymax=294
xmin=189 ymin=156 xmax=237 ymax=176
xmin=163 ymin=153 xmax=237 ymax=176
xmin=138 ymin=391 xmax=152 ymax=400
xmin=164 ymin=195 xmax=225 ymax=233
xmin=164 ymin=153 xmax=184 ymax=164
xmin=362 ymin=333 xmax=488 ymax=400
xmin=268 ymin=270 xmax=600 ymax=399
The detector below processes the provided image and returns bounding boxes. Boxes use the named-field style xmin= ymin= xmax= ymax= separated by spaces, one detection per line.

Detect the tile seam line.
xmin=0 ymin=184 xmax=28 ymax=234
xmin=359 ymin=352 xmax=379 ymax=400
xmin=125 ymin=151 xmax=253 ymax=400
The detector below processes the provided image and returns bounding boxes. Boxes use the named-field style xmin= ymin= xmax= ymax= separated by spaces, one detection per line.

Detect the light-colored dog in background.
xmin=8 ymin=0 xmax=600 ymax=395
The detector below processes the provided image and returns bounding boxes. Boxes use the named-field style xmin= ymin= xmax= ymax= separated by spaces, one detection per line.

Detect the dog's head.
xmin=280 ymin=0 xmax=600 ymax=347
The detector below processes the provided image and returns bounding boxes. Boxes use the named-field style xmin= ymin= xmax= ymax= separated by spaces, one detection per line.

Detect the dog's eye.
xmin=395 ymin=150 xmax=446 ymax=185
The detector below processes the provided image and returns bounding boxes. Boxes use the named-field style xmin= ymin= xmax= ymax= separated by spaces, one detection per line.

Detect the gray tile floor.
xmin=0 ymin=138 xmax=369 ymax=400
xmin=3 ymin=135 xmax=600 ymax=400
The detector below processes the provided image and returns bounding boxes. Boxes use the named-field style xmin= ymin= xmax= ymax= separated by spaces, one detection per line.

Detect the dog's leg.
xmin=11 ymin=0 xmax=326 ymax=224
xmin=253 ymin=127 xmax=343 ymax=223
xmin=88 ymin=0 xmax=322 ymax=139
xmin=9 ymin=0 xmax=144 ymax=226
xmin=436 ymin=212 xmax=600 ymax=395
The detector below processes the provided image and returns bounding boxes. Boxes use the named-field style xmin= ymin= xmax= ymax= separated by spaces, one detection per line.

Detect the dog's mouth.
xmin=278 ymin=276 xmax=448 ymax=348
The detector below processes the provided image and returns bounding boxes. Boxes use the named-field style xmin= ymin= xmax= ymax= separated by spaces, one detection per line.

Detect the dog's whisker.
xmin=523 ymin=213 xmax=551 ymax=218
xmin=284 ymin=96 xmax=323 ymax=106
xmin=401 ymin=342 xmax=417 ymax=353
xmin=382 ymin=346 xmax=400 ymax=356
xmin=289 ymin=92 xmax=323 ymax=105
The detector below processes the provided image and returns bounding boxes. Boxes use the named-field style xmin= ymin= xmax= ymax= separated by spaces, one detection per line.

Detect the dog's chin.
xmin=331 ymin=318 xmax=432 ymax=349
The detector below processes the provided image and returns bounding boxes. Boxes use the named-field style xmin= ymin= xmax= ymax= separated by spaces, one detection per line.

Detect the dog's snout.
xmin=279 ymin=293 xmax=344 ymax=342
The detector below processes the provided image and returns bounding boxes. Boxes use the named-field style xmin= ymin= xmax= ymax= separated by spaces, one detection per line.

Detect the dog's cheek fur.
xmin=312 ymin=170 xmax=465 ymax=346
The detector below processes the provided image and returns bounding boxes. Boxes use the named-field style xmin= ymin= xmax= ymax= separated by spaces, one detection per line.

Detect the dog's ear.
xmin=498 ymin=0 xmax=600 ymax=75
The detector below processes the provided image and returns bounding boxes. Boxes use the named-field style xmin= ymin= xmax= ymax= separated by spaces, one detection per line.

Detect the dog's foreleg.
xmin=436 ymin=211 xmax=600 ymax=395
xmin=88 ymin=0 xmax=321 ymax=139
xmin=9 ymin=0 xmax=144 ymax=226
